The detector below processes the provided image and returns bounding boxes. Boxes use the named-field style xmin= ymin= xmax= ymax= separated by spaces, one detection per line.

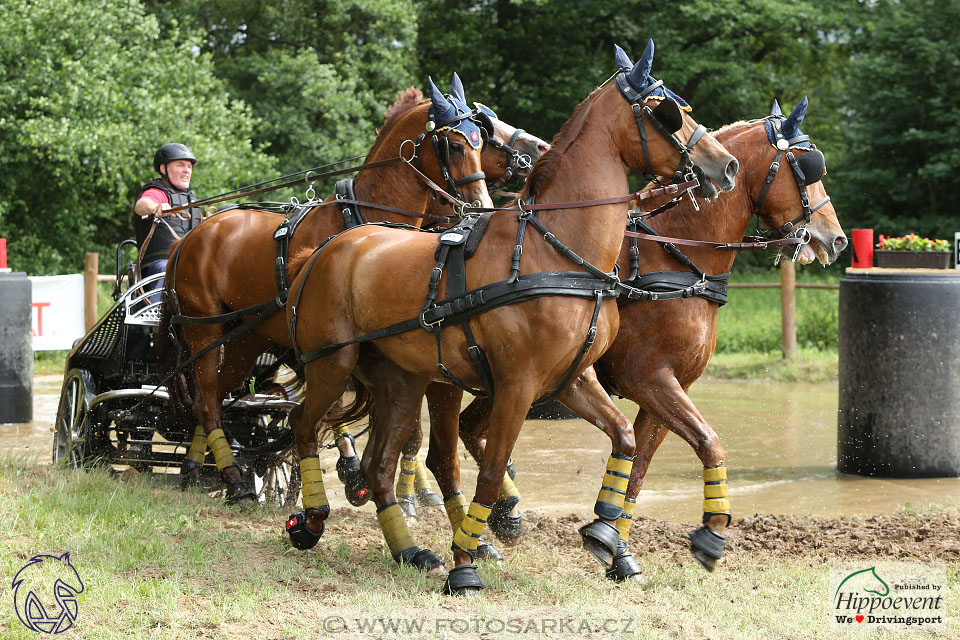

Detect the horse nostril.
xmin=538 ymin=143 xmax=550 ymax=153
xmin=835 ymin=236 xmax=848 ymax=252
xmin=726 ymin=158 xmax=739 ymax=180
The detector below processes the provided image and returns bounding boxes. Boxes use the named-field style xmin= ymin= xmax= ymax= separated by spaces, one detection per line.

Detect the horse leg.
xmin=181 ymin=327 xmax=256 ymax=504
xmin=552 ymin=368 xmax=638 ymax=571
xmin=415 ymin=382 xmax=448 ymax=509
xmin=455 ymin=396 xmax=523 ymax=542
xmin=357 ymin=355 xmax=444 ymax=573
xmin=621 ymin=370 xmax=730 ymax=572
xmin=395 ymin=421 xmax=422 ymax=522
xmin=445 ymin=381 xmax=542 ymax=596
xmin=424 ymin=383 xmax=503 ymax=562
xmin=284 ymin=347 xmax=358 ymax=550
xmin=329 ymin=387 xmax=369 ymax=506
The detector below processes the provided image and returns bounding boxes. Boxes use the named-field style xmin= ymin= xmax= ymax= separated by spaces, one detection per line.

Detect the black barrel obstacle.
xmin=838 ymin=268 xmax=960 ymax=477
xmin=0 ymin=271 xmax=33 ymax=423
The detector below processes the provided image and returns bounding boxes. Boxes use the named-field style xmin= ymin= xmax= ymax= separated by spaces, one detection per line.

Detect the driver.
xmin=132 ymin=143 xmax=206 ymax=296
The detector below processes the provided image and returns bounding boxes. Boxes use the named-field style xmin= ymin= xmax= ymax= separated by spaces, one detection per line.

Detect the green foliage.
xmin=0 ymin=0 xmax=274 ymax=274
xmin=832 ymin=0 xmax=960 ymax=241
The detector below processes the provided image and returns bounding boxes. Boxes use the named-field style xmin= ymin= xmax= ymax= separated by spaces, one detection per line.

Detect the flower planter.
xmin=873 ymin=250 xmax=951 ymax=269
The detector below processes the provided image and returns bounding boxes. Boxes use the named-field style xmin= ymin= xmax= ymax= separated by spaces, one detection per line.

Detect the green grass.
xmin=1 ymin=459 xmax=956 ymax=639
xmin=706 ymin=349 xmax=839 ymax=383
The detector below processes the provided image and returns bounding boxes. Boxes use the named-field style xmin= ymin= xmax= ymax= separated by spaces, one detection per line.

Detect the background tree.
xmin=0 ymin=0 xmax=275 ymax=274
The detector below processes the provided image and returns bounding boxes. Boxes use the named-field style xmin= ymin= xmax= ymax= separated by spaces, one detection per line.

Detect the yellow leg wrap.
xmin=444 ymin=492 xmax=468 ymax=532
xmin=396 ymin=456 xmax=416 ymax=495
xmin=331 ymin=424 xmax=351 ymax=439
xmin=703 ymin=465 xmax=731 ymax=520
xmin=377 ymin=503 xmax=417 ymax=556
xmin=498 ymin=472 xmax=520 ymax=501
xmin=414 ymin=458 xmax=431 ymax=492
xmin=207 ymin=428 xmax=236 ymax=472
xmin=185 ymin=425 xmax=207 ymax=465
xmin=616 ymin=497 xmax=636 ymax=543
xmin=594 ymin=453 xmax=632 ymax=520
xmin=300 ymin=456 xmax=329 ymax=511
xmin=452 ymin=500 xmax=491 ymax=556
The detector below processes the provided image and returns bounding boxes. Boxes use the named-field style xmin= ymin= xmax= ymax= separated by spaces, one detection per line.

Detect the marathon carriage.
xmin=51 ymin=239 xmax=301 ymax=506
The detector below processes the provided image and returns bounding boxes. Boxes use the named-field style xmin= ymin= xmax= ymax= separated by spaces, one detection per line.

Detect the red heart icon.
xmin=855 ymin=615 xmax=864 ymax=623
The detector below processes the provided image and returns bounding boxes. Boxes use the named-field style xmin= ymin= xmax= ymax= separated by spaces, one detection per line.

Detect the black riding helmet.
xmin=154 ymin=143 xmax=197 ymax=174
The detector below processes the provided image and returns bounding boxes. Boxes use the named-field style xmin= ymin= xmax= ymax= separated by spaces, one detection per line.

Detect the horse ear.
xmin=783 ymin=96 xmax=808 ymax=134
xmin=450 ymin=72 xmax=466 ymax=104
xmin=613 ymin=43 xmax=633 ymax=69
xmin=428 ymin=76 xmax=449 ymax=111
xmin=628 ymin=39 xmax=655 ymax=88
xmin=770 ymin=99 xmax=783 ymax=117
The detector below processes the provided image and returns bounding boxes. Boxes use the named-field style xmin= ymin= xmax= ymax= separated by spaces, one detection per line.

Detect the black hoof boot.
xmin=285 ymin=510 xmax=325 ymax=550
xmin=488 ymin=497 xmax=523 ymax=542
xmin=606 ymin=540 xmax=642 ymax=582
xmin=397 ymin=493 xmax=419 ymax=521
xmin=506 ymin=457 xmax=517 ymax=481
xmin=225 ymin=481 xmax=256 ymax=505
xmin=475 ymin=539 xmax=503 ymax=564
xmin=416 ymin=487 xmax=443 ymax=508
xmin=341 ymin=467 xmax=370 ymax=507
xmin=397 ymin=547 xmax=445 ymax=573
xmin=179 ymin=459 xmax=202 ymax=490
xmin=578 ymin=519 xmax=620 ymax=567
xmin=442 ymin=565 xmax=485 ymax=597
xmin=335 ymin=453 xmax=359 ymax=483
xmin=688 ymin=525 xmax=726 ymax=572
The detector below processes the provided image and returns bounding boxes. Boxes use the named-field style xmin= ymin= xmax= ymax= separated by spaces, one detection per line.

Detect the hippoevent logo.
xmin=830 ymin=562 xmax=944 ymax=631
xmin=11 ymin=553 xmax=84 ymax=634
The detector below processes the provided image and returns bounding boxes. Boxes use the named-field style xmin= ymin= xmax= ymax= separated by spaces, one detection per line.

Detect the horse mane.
xmin=365 ymin=87 xmax=427 ymax=163
xmin=526 ymin=85 xmax=606 ymax=197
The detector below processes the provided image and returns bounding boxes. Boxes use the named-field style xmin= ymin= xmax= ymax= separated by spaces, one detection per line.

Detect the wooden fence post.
xmin=780 ymin=260 xmax=797 ymax=358
xmin=84 ymin=252 xmax=98 ymax=331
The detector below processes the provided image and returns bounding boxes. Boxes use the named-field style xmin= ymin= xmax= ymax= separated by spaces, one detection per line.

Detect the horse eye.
xmin=448 ymin=141 xmax=464 ymax=155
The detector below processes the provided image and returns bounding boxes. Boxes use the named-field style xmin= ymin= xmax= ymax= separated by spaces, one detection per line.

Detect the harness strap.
xmin=619 ymin=271 xmax=730 ymax=306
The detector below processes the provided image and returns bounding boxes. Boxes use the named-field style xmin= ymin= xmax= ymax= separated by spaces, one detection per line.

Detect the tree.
xmin=833 ymin=0 xmax=960 ymax=240
xmin=0 ymin=0 xmax=275 ymax=274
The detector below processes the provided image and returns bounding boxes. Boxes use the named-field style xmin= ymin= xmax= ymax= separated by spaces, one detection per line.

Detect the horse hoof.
xmin=688 ymin=525 xmax=726 ymax=573
xmin=489 ymin=497 xmax=523 ymax=542
xmin=225 ymin=481 xmax=256 ymax=505
xmin=442 ymin=565 xmax=485 ymax=597
xmin=397 ymin=547 xmax=445 ymax=573
xmin=416 ymin=487 xmax=444 ymax=508
xmin=179 ymin=471 xmax=202 ymax=490
xmin=606 ymin=548 xmax=643 ymax=583
xmin=475 ymin=540 xmax=503 ymax=564
xmin=398 ymin=493 xmax=418 ymax=521
xmin=285 ymin=511 xmax=324 ymax=550
xmin=578 ymin=519 xmax=619 ymax=567
xmin=342 ymin=471 xmax=370 ymax=507
xmin=335 ymin=453 xmax=359 ymax=483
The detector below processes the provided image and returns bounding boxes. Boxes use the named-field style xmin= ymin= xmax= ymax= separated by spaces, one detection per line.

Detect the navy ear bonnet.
xmin=427 ymin=74 xmax=483 ymax=149
xmin=765 ymin=97 xmax=813 ymax=150
xmin=613 ymin=41 xmax=691 ymax=111
xmin=765 ymin=96 xmax=825 ymax=185
xmin=472 ymin=102 xmax=498 ymax=136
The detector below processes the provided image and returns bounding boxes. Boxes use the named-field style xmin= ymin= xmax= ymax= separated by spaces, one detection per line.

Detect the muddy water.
xmin=448 ymin=379 xmax=960 ymax=523
xmin=4 ymin=375 xmax=958 ymax=523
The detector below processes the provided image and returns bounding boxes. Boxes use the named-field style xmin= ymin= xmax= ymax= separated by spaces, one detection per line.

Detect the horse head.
xmin=448 ymin=73 xmax=550 ymax=186
xmin=755 ymin=97 xmax=847 ymax=265
xmin=613 ymin=41 xmax=738 ymax=200
xmin=425 ymin=75 xmax=494 ymax=209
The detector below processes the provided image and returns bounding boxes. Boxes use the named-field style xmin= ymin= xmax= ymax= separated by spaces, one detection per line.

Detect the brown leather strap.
xmin=623 ymin=229 xmax=803 ymax=251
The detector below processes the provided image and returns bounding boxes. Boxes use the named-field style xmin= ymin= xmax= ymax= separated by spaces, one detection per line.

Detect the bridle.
xmin=474 ymin=104 xmax=533 ymax=190
xmin=614 ymin=70 xmax=708 ymax=208
xmin=415 ymin=94 xmax=487 ymax=203
xmin=753 ymin=115 xmax=831 ymax=262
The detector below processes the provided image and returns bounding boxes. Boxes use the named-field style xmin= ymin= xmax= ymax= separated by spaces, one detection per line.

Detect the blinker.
xmin=795 ymin=148 xmax=825 ymax=186
xmin=651 ymin=98 xmax=683 ymax=133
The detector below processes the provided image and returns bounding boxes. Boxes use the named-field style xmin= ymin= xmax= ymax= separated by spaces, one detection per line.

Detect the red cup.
xmin=0 ymin=237 xmax=6 ymax=269
xmin=851 ymin=229 xmax=873 ymax=268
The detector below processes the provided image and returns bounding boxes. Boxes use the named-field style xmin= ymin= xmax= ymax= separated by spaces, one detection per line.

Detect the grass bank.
xmin=1 ymin=459 xmax=956 ymax=639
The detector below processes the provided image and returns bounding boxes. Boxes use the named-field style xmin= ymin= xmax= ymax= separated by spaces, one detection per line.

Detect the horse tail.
xmin=320 ymin=375 xmax=374 ymax=433
xmin=287 ymin=246 xmax=319 ymax=285
xmin=155 ymin=296 xmax=194 ymax=424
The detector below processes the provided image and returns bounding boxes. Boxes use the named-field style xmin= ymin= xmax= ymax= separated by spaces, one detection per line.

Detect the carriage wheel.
xmin=252 ymin=450 xmax=301 ymax=508
xmin=52 ymin=369 xmax=97 ymax=468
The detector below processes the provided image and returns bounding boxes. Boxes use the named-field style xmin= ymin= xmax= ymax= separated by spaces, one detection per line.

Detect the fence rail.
xmin=85 ymin=254 xmax=837 ymax=354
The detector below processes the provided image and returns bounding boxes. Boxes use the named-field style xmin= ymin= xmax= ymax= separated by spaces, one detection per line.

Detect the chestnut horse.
xmin=453 ymin=96 xmax=847 ymax=579
xmin=157 ymin=76 xmax=510 ymax=502
xmin=283 ymin=41 xmax=738 ymax=594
